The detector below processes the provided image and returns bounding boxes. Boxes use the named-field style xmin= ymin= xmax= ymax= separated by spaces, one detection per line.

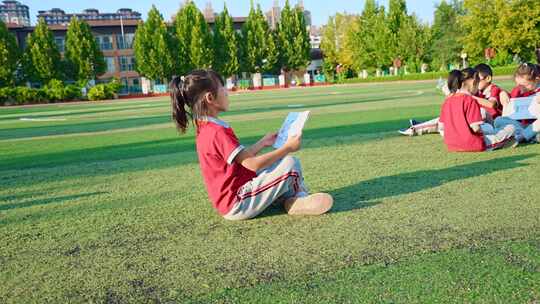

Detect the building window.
xmin=116 ymin=33 xmax=134 ymax=49
xmin=96 ymin=35 xmax=113 ymax=50
xmin=105 ymin=57 xmax=116 ymax=73
xmin=119 ymin=56 xmax=135 ymax=72
xmin=54 ymin=37 xmax=65 ymax=52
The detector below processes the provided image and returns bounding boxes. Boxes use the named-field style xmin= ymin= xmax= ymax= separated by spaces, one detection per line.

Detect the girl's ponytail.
xmin=170 ymin=76 xmax=191 ymax=133
xmin=515 ymin=62 xmax=540 ymax=81
xmin=447 ymin=70 xmax=463 ymax=94
xmin=447 ymin=68 xmax=479 ymax=94
xmin=169 ymin=69 xmax=225 ymax=134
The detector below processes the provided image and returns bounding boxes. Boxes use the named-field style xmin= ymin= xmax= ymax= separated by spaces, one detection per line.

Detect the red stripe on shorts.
xmin=486 ymin=136 xmax=512 ymax=149
xmin=237 ymin=172 xmax=299 ymax=201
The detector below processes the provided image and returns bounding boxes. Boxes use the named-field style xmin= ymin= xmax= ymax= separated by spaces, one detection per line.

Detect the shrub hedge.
xmin=0 ymin=79 xmax=121 ymax=106
xmin=339 ymin=65 xmax=517 ymax=84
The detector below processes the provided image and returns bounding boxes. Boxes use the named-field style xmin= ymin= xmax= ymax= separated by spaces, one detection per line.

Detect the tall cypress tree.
xmin=291 ymin=6 xmax=311 ymax=70
xmin=431 ymin=0 xmax=465 ymax=70
xmin=276 ymin=0 xmax=294 ymax=71
xmin=277 ymin=0 xmax=311 ymax=71
xmin=0 ymin=20 xmax=20 ymax=87
xmin=240 ymin=2 xmax=274 ymax=73
xmin=189 ymin=10 xmax=214 ymax=70
xmin=263 ymin=30 xmax=279 ymax=74
xmin=387 ymin=0 xmax=408 ymax=61
xmin=175 ymin=1 xmax=213 ymax=75
xmin=213 ymin=4 xmax=239 ymax=78
xmin=22 ymin=18 xmax=62 ymax=84
xmin=133 ymin=5 xmax=176 ymax=82
xmin=64 ymin=17 xmax=106 ymax=82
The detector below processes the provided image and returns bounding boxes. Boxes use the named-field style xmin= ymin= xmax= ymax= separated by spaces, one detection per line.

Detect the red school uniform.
xmin=440 ymin=92 xmax=486 ymax=152
xmin=476 ymin=84 xmax=504 ymax=118
xmin=196 ymin=117 xmax=256 ymax=216
xmin=510 ymin=85 xmax=540 ymax=98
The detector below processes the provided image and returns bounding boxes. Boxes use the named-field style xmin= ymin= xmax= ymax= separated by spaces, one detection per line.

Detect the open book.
xmin=502 ymin=95 xmax=540 ymax=120
xmin=273 ymin=111 xmax=310 ymax=149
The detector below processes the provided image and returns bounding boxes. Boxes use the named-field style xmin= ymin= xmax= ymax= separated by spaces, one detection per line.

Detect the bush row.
xmin=0 ymin=79 xmax=122 ymax=106
xmin=338 ymin=65 xmax=517 ymax=84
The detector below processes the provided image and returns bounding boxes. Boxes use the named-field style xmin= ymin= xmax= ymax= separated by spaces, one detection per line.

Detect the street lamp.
xmin=461 ymin=52 xmax=468 ymax=68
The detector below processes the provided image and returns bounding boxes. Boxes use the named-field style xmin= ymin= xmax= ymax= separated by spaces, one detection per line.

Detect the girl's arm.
xmin=243 ymin=133 xmax=277 ymax=156
xmin=500 ymin=91 xmax=510 ymax=108
xmin=470 ymin=122 xmax=482 ymax=133
xmin=472 ymin=96 xmax=496 ymax=109
xmin=235 ymin=135 xmax=302 ymax=172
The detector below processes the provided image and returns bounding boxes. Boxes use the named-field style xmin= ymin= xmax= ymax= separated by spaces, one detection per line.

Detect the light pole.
xmin=461 ymin=52 xmax=468 ymax=69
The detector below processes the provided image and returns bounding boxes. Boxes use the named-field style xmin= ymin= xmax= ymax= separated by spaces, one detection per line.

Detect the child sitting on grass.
xmin=494 ymin=63 xmax=540 ymax=144
xmin=399 ymin=64 xmax=508 ymax=137
xmin=170 ymin=69 xmax=333 ymax=221
xmin=439 ymin=68 xmax=516 ymax=152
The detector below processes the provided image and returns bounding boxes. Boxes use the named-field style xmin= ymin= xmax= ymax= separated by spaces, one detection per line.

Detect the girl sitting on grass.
xmin=439 ymin=68 xmax=517 ymax=152
xmin=170 ymin=69 xmax=333 ymax=221
xmin=494 ymin=63 xmax=540 ymax=144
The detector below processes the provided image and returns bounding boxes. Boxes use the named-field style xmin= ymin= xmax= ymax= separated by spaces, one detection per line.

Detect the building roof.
xmin=204 ymin=16 xmax=247 ymax=24
xmin=7 ymin=19 xmax=140 ymax=30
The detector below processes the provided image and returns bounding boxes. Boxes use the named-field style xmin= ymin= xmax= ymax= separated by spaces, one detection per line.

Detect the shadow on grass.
xmin=330 ymin=154 xmax=536 ymax=213
xmin=222 ymin=91 xmax=437 ymax=118
xmin=1 ymin=117 xmax=429 ymax=173
xmin=0 ymin=192 xmax=107 ymax=211
xmin=0 ymin=115 xmax=170 ymax=140
xmin=0 ymin=103 xmax=166 ymax=122
xmin=1 ymin=90 xmax=437 ymax=141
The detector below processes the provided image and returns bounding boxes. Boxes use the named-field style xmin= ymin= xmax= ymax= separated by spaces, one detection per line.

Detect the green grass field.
xmin=1 ymin=80 xmax=539 ymax=303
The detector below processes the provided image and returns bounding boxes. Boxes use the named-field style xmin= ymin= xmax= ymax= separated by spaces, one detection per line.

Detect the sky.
xmin=21 ymin=0 xmax=439 ymax=26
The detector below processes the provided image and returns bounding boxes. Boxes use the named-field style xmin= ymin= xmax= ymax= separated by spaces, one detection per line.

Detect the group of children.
xmin=399 ymin=63 xmax=540 ymax=152
xmin=170 ymin=63 xmax=540 ymax=221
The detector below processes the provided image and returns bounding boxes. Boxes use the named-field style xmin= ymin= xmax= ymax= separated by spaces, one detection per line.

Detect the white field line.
xmin=19 ymin=118 xmax=67 ymax=122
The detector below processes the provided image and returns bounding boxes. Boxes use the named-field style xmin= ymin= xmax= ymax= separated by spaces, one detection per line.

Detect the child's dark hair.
xmin=447 ymin=68 xmax=479 ymax=94
xmin=170 ymin=69 xmax=225 ymax=133
xmin=475 ymin=63 xmax=493 ymax=78
xmin=514 ymin=62 xmax=540 ymax=81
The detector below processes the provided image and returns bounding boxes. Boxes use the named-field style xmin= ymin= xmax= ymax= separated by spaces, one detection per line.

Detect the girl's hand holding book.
xmin=283 ymin=134 xmax=302 ymax=153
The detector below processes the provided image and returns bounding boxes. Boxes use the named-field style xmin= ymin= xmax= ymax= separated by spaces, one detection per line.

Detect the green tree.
xmin=276 ymin=0 xmax=311 ymax=71
xmin=240 ymin=2 xmax=275 ymax=73
xmin=491 ymin=0 xmax=540 ymax=63
xmin=320 ymin=15 xmax=339 ymax=79
xmin=430 ymin=0 xmax=465 ymax=71
xmin=213 ymin=4 xmax=240 ymax=78
xmin=397 ymin=14 xmax=431 ymax=72
xmin=64 ymin=17 xmax=106 ymax=82
xmin=22 ymin=18 xmax=62 ymax=84
xmin=133 ymin=6 xmax=176 ymax=82
xmin=290 ymin=5 xmax=312 ymax=70
xmin=372 ymin=6 xmax=393 ymax=69
xmin=461 ymin=0 xmax=506 ymax=64
xmin=174 ymin=1 xmax=213 ymax=75
xmin=263 ymin=30 xmax=280 ymax=74
xmin=0 ymin=20 xmax=20 ymax=87
xmin=387 ymin=0 xmax=408 ymax=57
xmin=189 ymin=10 xmax=214 ymax=70
xmin=347 ymin=0 xmax=391 ymax=72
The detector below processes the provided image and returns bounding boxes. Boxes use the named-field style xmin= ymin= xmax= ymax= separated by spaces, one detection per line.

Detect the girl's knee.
xmin=280 ymin=156 xmax=297 ymax=170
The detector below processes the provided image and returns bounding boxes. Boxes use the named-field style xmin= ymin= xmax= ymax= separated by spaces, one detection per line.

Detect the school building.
xmin=7 ymin=6 xmax=143 ymax=94
xmin=6 ymin=1 xmax=322 ymax=94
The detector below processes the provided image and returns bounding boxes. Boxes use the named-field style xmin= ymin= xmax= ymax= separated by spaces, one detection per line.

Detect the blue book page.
xmin=273 ymin=111 xmax=310 ymax=149
xmin=503 ymin=95 xmax=540 ymax=120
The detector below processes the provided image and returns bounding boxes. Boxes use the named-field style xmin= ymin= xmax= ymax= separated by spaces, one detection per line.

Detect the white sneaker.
xmin=398 ymin=127 xmax=415 ymax=136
